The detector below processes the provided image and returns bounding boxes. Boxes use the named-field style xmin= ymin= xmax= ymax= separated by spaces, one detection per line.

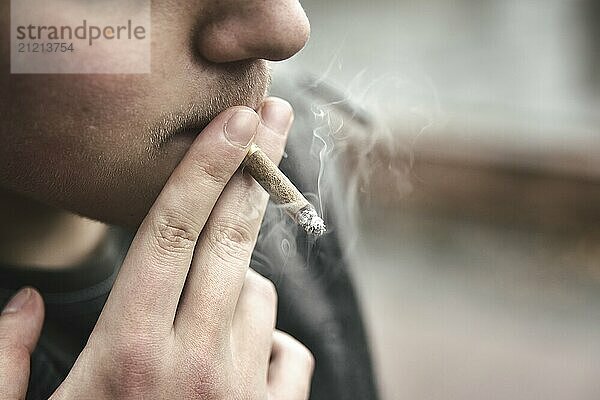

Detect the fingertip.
xmin=26 ymin=287 xmax=45 ymax=318
xmin=2 ymin=287 xmax=34 ymax=315
xmin=258 ymin=97 xmax=294 ymax=135
xmin=216 ymin=105 xmax=259 ymax=128
xmin=0 ymin=287 xmax=44 ymax=353
xmin=223 ymin=107 xmax=260 ymax=148
xmin=0 ymin=287 xmax=44 ymax=400
xmin=196 ymin=105 xmax=259 ymax=148
xmin=253 ymin=98 xmax=294 ymax=164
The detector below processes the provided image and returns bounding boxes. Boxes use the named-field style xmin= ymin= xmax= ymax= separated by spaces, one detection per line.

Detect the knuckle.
xmin=109 ymin=337 xmax=165 ymax=395
xmin=189 ymin=381 xmax=227 ymax=400
xmin=229 ymin=375 xmax=264 ymax=400
xmin=192 ymin=157 xmax=230 ymax=188
xmin=246 ymin=272 xmax=278 ymax=306
xmin=302 ymin=345 xmax=316 ymax=372
xmin=207 ymin=217 xmax=255 ymax=261
xmin=185 ymin=353 xmax=229 ymax=399
xmin=285 ymin=336 xmax=315 ymax=371
xmin=151 ymin=210 xmax=199 ymax=254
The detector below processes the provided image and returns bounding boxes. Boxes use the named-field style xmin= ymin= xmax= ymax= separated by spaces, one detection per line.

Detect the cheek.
xmin=0 ymin=39 xmax=261 ymax=226
xmin=4 ymin=75 xmax=147 ymax=178
xmin=0 ymin=74 xmax=185 ymax=227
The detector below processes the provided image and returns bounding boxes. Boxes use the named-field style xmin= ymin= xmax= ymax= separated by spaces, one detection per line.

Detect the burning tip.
xmin=296 ymin=207 xmax=327 ymax=237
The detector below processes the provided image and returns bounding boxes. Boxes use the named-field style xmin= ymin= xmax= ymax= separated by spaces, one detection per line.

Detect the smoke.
xmin=261 ymin=62 xmax=441 ymax=273
xmin=305 ymin=70 xmax=440 ymax=250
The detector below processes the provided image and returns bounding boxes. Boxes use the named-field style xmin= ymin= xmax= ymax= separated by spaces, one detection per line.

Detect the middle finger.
xmin=174 ymin=98 xmax=293 ymax=341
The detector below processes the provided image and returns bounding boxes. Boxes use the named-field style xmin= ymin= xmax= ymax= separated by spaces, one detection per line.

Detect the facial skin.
xmin=0 ymin=0 xmax=310 ymax=228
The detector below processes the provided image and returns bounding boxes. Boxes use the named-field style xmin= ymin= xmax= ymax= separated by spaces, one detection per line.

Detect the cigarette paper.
xmin=243 ymin=143 xmax=326 ymax=236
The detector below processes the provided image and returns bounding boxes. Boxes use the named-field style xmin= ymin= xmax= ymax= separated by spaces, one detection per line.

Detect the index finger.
xmin=99 ymin=107 xmax=260 ymax=335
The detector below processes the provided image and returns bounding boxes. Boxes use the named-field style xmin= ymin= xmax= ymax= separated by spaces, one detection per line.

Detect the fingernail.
xmin=259 ymin=98 xmax=294 ymax=134
xmin=224 ymin=109 xmax=259 ymax=148
xmin=2 ymin=287 xmax=32 ymax=315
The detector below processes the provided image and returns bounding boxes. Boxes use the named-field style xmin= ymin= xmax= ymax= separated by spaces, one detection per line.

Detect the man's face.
xmin=0 ymin=1 xmax=310 ymax=227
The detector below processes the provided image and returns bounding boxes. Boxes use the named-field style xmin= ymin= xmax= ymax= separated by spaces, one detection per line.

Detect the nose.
xmin=195 ymin=0 xmax=310 ymax=63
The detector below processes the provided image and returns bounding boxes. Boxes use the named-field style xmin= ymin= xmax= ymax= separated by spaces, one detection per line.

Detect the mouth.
xmin=146 ymin=99 xmax=262 ymax=152
xmin=147 ymin=106 xmax=216 ymax=150
xmin=145 ymin=60 xmax=271 ymax=153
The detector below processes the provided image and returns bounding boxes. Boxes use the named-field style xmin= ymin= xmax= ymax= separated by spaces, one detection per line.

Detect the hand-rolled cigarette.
xmin=242 ymin=143 xmax=326 ymax=236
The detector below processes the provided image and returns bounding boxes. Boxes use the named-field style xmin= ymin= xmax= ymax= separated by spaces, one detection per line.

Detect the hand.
xmin=0 ymin=98 xmax=314 ymax=400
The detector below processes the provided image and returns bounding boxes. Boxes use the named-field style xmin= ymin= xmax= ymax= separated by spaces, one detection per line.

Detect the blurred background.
xmin=273 ymin=1 xmax=600 ymax=399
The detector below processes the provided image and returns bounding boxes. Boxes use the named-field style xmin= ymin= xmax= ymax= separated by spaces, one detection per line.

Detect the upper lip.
xmin=145 ymin=60 xmax=270 ymax=148
xmin=146 ymin=107 xmax=217 ymax=149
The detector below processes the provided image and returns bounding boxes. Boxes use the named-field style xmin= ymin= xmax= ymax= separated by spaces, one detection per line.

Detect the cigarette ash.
xmin=296 ymin=207 xmax=327 ymax=236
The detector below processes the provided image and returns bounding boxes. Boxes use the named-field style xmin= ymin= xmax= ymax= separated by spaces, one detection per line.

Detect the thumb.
xmin=0 ymin=287 xmax=45 ymax=400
